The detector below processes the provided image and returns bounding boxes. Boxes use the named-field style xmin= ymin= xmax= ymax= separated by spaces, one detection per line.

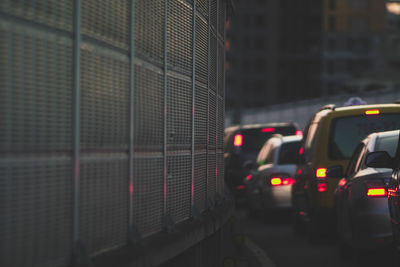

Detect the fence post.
xmin=72 ymin=0 xmax=89 ymax=265
xmin=191 ymin=0 xmax=198 ymax=219
xmin=128 ymin=0 xmax=140 ymax=244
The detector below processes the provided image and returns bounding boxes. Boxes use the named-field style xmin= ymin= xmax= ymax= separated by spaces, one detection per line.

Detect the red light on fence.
xmin=295 ymin=130 xmax=303 ymax=136
xmin=271 ymin=177 xmax=282 ymax=186
xmin=367 ymin=188 xmax=387 ymax=197
xmin=316 ymin=168 xmax=327 ymax=178
xmin=261 ymin=127 xmax=275 ymax=133
xmin=245 ymin=174 xmax=253 ymax=181
xmin=234 ymin=134 xmax=243 ymax=147
xmin=365 ymin=109 xmax=380 ymax=115
xmin=317 ymin=183 xmax=327 ymax=192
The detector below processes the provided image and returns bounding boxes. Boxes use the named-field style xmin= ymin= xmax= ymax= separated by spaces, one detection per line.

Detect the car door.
xmin=338 ymin=143 xmax=365 ymax=243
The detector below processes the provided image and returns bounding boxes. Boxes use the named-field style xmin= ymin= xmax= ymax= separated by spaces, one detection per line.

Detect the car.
xmin=366 ymin=131 xmax=400 ymax=261
xmin=334 ymin=131 xmax=398 ymax=261
xmin=224 ymin=122 xmax=301 ymax=199
xmin=292 ymin=103 xmax=400 ymax=241
xmin=245 ymin=135 xmax=302 ymax=215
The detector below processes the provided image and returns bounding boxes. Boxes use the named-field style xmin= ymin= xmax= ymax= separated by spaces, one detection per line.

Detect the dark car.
xmin=224 ymin=122 xmax=301 ymax=199
xmin=334 ymin=131 xmax=396 ymax=263
xmin=365 ymin=130 xmax=400 ymax=261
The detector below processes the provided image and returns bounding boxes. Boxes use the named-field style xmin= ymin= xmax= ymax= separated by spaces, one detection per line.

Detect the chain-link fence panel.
xmin=0 ymin=157 xmax=73 ymax=267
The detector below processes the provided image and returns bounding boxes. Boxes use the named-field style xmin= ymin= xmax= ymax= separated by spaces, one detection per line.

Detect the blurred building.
xmin=226 ymin=0 xmax=386 ymax=120
xmin=322 ymin=0 xmax=386 ymax=95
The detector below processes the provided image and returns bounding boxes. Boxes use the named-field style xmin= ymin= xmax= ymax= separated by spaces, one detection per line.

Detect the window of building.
xmin=349 ymin=17 xmax=369 ymax=32
xmin=330 ymin=0 xmax=335 ymax=10
xmin=348 ymin=0 xmax=369 ymax=9
xmin=255 ymin=59 xmax=265 ymax=72
xmin=328 ymin=60 xmax=335 ymax=74
xmin=328 ymin=39 xmax=336 ymax=52
xmin=329 ymin=16 xmax=336 ymax=32
xmin=255 ymin=15 xmax=265 ymax=28
xmin=255 ymin=38 xmax=265 ymax=50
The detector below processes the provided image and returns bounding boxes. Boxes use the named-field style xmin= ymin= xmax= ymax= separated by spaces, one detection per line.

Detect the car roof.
xmin=226 ymin=122 xmax=296 ymax=131
xmin=314 ymin=103 xmax=400 ymax=121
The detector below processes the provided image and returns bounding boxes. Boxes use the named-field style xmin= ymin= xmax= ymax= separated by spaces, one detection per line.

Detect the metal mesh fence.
xmin=0 ymin=0 xmax=227 ymax=265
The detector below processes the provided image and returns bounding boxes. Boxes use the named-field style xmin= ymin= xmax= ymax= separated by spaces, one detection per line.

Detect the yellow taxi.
xmin=291 ymin=103 xmax=400 ymax=240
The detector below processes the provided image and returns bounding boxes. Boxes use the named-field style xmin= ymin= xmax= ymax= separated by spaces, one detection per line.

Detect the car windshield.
xmin=278 ymin=141 xmax=301 ymax=165
xmin=329 ymin=113 xmax=400 ymax=160
xmin=241 ymin=126 xmax=296 ymax=152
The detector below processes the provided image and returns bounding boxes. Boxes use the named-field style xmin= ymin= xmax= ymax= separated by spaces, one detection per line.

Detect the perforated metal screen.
xmin=0 ymin=0 xmax=227 ymax=265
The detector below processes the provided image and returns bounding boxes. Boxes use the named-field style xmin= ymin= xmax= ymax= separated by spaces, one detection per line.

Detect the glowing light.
xmin=261 ymin=127 xmax=275 ymax=133
xmin=234 ymin=134 xmax=243 ymax=146
xmin=245 ymin=174 xmax=253 ymax=181
xmin=271 ymin=177 xmax=282 ymax=186
xmin=317 ymin=183 xmax=327 ymax=192
xmin=338 ymin=178 xmax=347 ymax=188
xmin=387 ymin=3 xmax=400 ymax=15
xmin=316 ymin=168 xmax=327 ymax=178
xmin=295 ymin=130 xmax=303 ymax=136
xmin=299 ymin=147 xmax=304 ymax=155
xmin=237 ymin=185 xmax=245 ymax=190
xmin=297 ymin=168 xmax=302 ymax=175
xmin=365 ymin=109 xmax=380 ymax=115
xmin=367 ymin=188 xmax=387 ymax=197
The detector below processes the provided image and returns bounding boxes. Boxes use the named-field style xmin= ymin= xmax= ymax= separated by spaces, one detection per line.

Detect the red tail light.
xmin=245 ymin=174 xmax=253 ymax=181
xmin=316 ymin=168 xmax=327 ymax=178
xmin=317 ymin=183 xmax=327 ymax=192
xmin=367 ymin=188 xmax=387 ymax=197
xmin=271 ymin=177 xmax=282 ymax=186
xmin=234 ymin=134 xmax=243 ymax=147
xmin=295 ymin=130 xmax=303 ymax=136
xmin=270 ymin=176 xmax=295 ymax=186
xmin=365 ymin=109 xmax=380 ymax=115
xmin=261 ymin=127 xmax=275 ymax=133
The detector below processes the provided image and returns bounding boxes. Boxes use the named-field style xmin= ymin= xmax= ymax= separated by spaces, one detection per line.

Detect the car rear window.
xmin=241 ymin=126 xmax=296 ymax=152
xmin=375 ymin=133 xmax=400 ymax=157
xmin=329 ymin=113 xmax=400 ymax=160
xmin=278 ymin=141 xmax=301 ymax=165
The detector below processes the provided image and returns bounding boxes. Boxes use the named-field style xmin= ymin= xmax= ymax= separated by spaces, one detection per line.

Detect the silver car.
xmin=334 ymin=130 xmax=399 ymax=259
xmin=245 ymin=135 xmax=302 ymax=213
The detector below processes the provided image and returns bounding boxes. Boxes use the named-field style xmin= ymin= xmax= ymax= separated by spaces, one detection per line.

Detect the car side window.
xmin=345 ymin=143 xmax=364 ymax=177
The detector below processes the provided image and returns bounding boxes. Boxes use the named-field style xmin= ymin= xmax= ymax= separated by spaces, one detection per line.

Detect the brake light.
xmin=317 ymin=183 xmax=327 ymax=192
xmin=282 ymin=177 xmax=296 ymax=185
xmin=299 ymin=147 xmax=304 ymax=155
xmin=316 ymin=168 xmax=327 ymax=178
xmin=234 ymin=134 xmax=243 ymax=146
xmin=271 ymin=177 xmax=282 ymax=186
xmin=295 ymin=130 xmax=303 ymax=136
xmin=367 ymin=188 xmax=387 ymax=197
xmin=245 ymin=174 xmax=253 ymax=181
xmin=365 ymin=109 xmax=380 ymax=115
xmin=261 ymin=127 xmax=275 ymax=133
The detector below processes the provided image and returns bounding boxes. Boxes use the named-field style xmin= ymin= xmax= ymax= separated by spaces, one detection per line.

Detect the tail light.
xmin=365 ymin=180 xmax=388 ymax=197
xmin=261 ymin=127 xmax=275 ymax=133
xmin=367 ymin=188 xmax=387 ymax=197
xmin=317 ymin=183 xmax=327 ymax=192
xmin=316 ymin=168 xmax=327 ymax=178
xmin=270 ymin=174 xmax=295 ymax=186
xmin=245 ymin=174 xmax=253 ymax=181
xmin=234 ymin=134 xmax=243 ymax=147
xmin=365 ymin=109 xmax=380 ymax=115
xmin=295 ymin=130 xmax=303 ymax=136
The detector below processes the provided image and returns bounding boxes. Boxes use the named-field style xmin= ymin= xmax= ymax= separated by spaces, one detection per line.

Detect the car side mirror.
xmin=365 ymin=151 xmax=394 ymax=169
xmin=326 ymin=165 xmax=343 ymax=178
